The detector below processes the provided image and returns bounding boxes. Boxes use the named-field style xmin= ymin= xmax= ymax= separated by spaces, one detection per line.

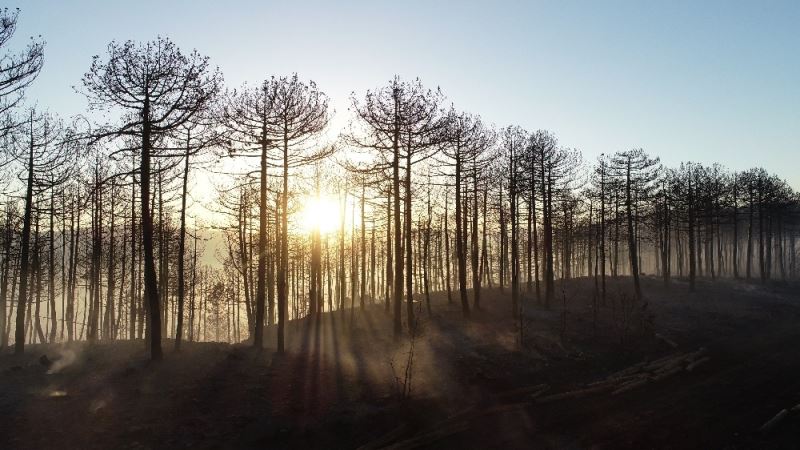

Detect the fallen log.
xmin=651 ymin=365 xmax=684 ymax=382
xmin=438 ymin=405 xmax=478 ymax=424
xmin=587 ymin=374 xmax=641 ymax=388
xmin=655 ymin=333 xmax=678 ymax=348
xmin=496 ymin=383 xmax=549 ymax=399
xmin=530 ymin=347 xmax=709 ymax=404
xmin=643 ymin=347 xmax=707 ymax=372
xmin=655 ymin=356 xmax=688 ymax=373
xmin=644 ymin=354 xmax=686 ymax=372
xmin=384 ymin=420 xmax=469 ymax=450
xmin=529 ymin=385 xmax=551 ymax=399
xmin=686 ymin=356 xmax=710 ymax=372
xmin=607 ymin=362 xmax=647 ymax=380
xmin=643 ymin=353 xmax=680 ymax=370
xmin=537 ymin=383 xmax=616 ymax=403
xmin=357 ymin=424 xmax=408 ymax=450
xmin=759 ymin=409 xmax=789 ymax=433
xmin=611 ymin=378 xmax=649 ymax=395
xmin=484 ymin=402 xmax=531 ymax=415
xmin=685 ymin=347 xmax=708 ymax=362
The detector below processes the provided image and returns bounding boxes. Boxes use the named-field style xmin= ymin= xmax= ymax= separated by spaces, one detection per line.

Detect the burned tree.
xmin=266 ymin=74 xmax=329 ymax=353
xmin=500 ymin=126 xmax=526 ymax=318
xmin=10 ymin=109 xmax=71 ymax=354
xmin=610 ymin=149 xmax=659 ymax=301
xmin=349 ymin=77 xmax=443 ymax=336
xmin=172 ymin=113 xmax=220 ymax=351
xmin=221 ymin=81 xmax=280 ymax=349
xmin=0 ymin=8 xmax=43 ymax=119
xmin=440 ymin=111 xmax=493 ymax=315
xmin=81 ymin=37 xmax=221 ymax=360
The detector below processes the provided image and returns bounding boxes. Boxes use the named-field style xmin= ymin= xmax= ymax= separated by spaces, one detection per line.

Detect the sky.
xmin=7 ymin=0 xmax=800 ymax=188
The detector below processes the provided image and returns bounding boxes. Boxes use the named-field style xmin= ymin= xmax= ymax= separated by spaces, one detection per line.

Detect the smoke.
xmin=47 ymin=347 xmax=79 ymax=374
xmin=90 ymin=393 xmax=113 ymax=413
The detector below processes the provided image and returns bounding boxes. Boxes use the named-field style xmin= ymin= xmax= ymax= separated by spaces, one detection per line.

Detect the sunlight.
xmin=298 ymin=194 xmax=341 ymax=234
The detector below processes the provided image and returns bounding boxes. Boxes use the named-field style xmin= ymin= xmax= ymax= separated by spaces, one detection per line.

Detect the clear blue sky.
xmin=9 ymin=0 xmax=800 ymax=187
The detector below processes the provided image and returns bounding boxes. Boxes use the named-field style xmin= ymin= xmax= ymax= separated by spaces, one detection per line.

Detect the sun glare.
xmin=298 ymin=195 xmax=341 ymax=234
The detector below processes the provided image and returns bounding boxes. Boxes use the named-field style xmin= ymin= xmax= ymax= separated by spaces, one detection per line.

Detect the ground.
xmin=2 ymin=276 xmax=800 ymax=449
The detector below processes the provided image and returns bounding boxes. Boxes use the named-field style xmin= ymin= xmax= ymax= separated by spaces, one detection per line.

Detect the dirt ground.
xmin=2 ymin=276 xmax=800 ymax=449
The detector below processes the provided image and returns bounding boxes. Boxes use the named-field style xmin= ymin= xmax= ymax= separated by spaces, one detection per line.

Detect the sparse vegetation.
xmin=0 ymin=4 xmax=798 ymax=449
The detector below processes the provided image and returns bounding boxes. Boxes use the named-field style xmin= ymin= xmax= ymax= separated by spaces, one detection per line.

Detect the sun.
xmin=298 ymin=194 xmax=341 ymax=234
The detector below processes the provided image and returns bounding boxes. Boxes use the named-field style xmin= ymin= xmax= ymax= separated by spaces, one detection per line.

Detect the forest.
xmin=1 ymin=6 xmax=800 ymax=450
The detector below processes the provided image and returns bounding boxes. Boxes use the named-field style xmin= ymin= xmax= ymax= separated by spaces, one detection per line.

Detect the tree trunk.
xmin=625 ymin=161 xmax=642 ymax=301
xmin=455 ymin=143 xmax=470 ymax=317
xmin=404 ymin=144 xmax=414 ymax=331
xmin=254 ymin=133 xmax=268 ymax=348
xmin=141 ymin=98 xmax=163 ymax=360
xmin=175 ymin=134 xmax=191 ymax=350
xmin=14 ymin=121 xmax=36 ymax=354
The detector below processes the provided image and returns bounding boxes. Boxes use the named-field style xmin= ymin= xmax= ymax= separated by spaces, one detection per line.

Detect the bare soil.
xmin=2 ymin=276 xmax=800 ymax=449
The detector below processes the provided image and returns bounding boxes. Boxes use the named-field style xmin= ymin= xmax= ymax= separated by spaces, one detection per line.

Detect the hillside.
xmin=2 ymin=277 xmax=800 ymax=449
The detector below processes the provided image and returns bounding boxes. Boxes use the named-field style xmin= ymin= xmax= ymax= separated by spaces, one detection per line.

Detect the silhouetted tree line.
xmin=1 ymin=9 xmax=798 ymax=360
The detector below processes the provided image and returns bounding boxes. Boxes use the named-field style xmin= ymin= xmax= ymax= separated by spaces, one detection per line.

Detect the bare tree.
xmin=0 ymin=8 xmax=43 ymax=120
xmin=348 ymin=77 xmax=403 ymax=336
xmin=500 ymin=126 xmax=526 ymax=318
xmin=266 ymin=74 xmax=329 ymax=353
xmin=81 ymin=37 xmax=221 ymax=360
xmin=610 ymin=149 xmax=659 ymax=301
xmin=440 ymin=111 xmax=493 ymax=316
xmin=221 ymin=81 xmax=278 ymax=349
xmin=173 ymin=112 xmax=221 ymax=351
xmin=10 ymin=109 xmax=71 ymax=354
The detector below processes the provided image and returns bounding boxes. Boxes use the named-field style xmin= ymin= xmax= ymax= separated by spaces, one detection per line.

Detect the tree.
xmin=529 ymin=132 xmax=578 ymax=308
xmin=173 ymin=112 xmax=220 ymax=351
xmin=591 ymin=154 xmax=610 ymax=303
xmin=397 ymin=83 xmax=445 ymax=331
xmin=81 ymin=37 xmax=221 ymax=360
xmin=670 ymin=163 xmax=699 ymax=291
xmin=0 ymin=8 xmax=43 ymax=119
xmin=349 ymin=77 xmax=443 ymax=336
xmin=266 ymin=74 xmax=329 ymax=353
xmin=10 ymin=109 xmax=71 ymax=354
xmin=222 ymin=80 xmax=280 ymax=349
xmin=610 ymin=149 xmax=659 ymax=301
xmin=500 ymin=126 xmax=526 ymax=318
xmin=440 ymin=111 xmax=493 ymax=315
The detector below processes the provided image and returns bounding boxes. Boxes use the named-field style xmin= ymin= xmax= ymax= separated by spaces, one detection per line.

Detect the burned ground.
xmin=2 ymin=277 xmax=799 ymax=449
